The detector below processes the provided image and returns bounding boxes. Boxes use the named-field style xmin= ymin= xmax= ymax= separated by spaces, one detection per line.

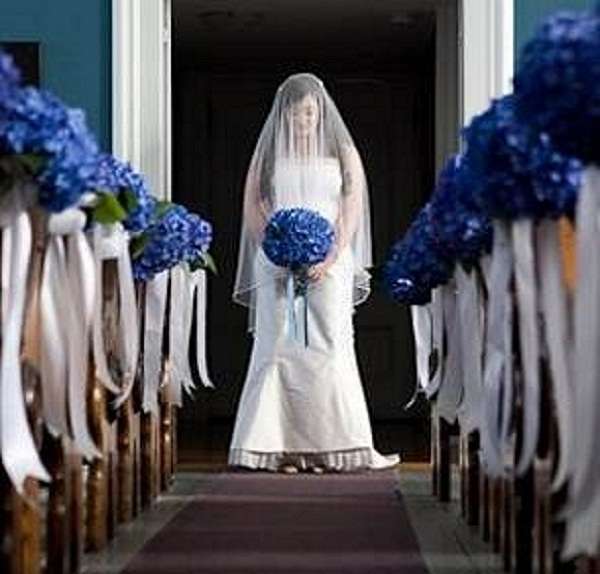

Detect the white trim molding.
xmin=460 ymin=0 xmax=514 ymax=129
xmin=112 ymin=0 xmax=172 ymax=201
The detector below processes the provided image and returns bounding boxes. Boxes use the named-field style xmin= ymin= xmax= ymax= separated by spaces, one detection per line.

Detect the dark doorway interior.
xmin=173 ymin=1 xmax=437 ymax=468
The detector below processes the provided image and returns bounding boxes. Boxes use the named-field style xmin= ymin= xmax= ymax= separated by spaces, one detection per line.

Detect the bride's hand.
xmin=307 ymin=253 xmax=336 ymax=283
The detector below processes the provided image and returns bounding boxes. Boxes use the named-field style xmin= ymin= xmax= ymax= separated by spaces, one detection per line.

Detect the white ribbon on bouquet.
xmin=92 ymin=224 xmax=139 ymax=406
xmin=436 ymin=280 xmax=463 ymax=424
xmin=456 ymin=266 xmax=485 ymax=434
xmin=1 ymin=209 xmax=51 ymax=493
xmin=167 ymin=266 xmax=214 ymax=409
xmin=536 ymin=219 xmax=574 ymax=491
xmin=142 ymin=270 xmax=170 ymax=416
xmin=40 ymin=208 xmax=100 ymax=460
xmin=563 ymin=166 xmax=600 ymax=559
xmin=512 ymin=219 xmax=541 ymax=476
xmin=480 ymin=222 xmax=513 ymax=477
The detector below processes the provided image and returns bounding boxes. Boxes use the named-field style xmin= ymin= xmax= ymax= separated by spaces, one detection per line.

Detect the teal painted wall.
xmin=516 ymin=0 xmax=596 ymax=52
xmin=0 ymin=0 xmax=112 ymax=150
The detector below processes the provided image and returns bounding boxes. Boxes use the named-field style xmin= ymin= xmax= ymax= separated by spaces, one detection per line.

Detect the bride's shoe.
xmin=310 ymin=466 xmax=325 ymax=475
xmin=279 ymin=464 xmax=299 ymax=474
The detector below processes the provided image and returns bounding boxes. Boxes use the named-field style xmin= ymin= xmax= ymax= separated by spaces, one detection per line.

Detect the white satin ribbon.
xmin=192 ymin=269 xmax=214 ymax=391
xmin=572 ymin=166 xmax=600 ymax=508
xmin=40 ymin=209 xmax=100 ymax=460
xmin=167 ymin=267 xmax=214 ymax=409
xmin=456 ymin=266 xmax=484 ymax=433
xmin=92 ymin=224 xmax=139 ymax=403
xmin=563 ymin=167 xmax=600 ymax=559
xmin=427 ymin=287 xmax=444 ymax=398
xmin=411 ymin=304 xmax=432 ymax=393
xmin=1 ymin=212 xmax=51 ymax=492
xmin=40 ymin=233 xmax=70 ymax=436
xmin=512 ymin=220 xmax=540 ymax=476
xmin=143 ymin=270 xmax=169 ymax=415
xmin=436 ymin=280 xmax=463 ymax=424
xmin=536 ymin=220 xmax=574 ymax=491
xmin=480 ymin=221 xmax=513 ymax=477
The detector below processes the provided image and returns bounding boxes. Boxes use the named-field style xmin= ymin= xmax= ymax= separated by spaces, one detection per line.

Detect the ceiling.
xmin=173 ymin=0 xmax=441 ymax=72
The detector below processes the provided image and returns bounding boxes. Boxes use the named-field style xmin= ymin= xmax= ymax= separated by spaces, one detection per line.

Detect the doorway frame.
xmin=112 ymin=0 xmax=512 ymax=198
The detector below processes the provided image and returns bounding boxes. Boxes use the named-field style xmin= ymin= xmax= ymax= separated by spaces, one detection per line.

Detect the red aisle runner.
xmin=122 ymin=471 xmax=429 ymax=574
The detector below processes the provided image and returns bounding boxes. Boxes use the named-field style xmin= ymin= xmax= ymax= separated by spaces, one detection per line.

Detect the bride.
xmin=228 ymin=73 xmax=399 ymax=474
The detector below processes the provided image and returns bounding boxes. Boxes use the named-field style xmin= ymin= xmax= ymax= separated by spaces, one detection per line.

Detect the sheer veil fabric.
xmin=233 ymin=73 xmax=372 ymax=330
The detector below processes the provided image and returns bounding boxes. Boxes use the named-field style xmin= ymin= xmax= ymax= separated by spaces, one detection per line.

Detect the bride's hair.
xmin=258 ymin=74 xmax=345 ymax=204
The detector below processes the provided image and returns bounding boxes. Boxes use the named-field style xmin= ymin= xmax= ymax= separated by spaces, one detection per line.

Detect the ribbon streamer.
xmin=411 ymin=304 xmax=432 ymax=394
xmin=536 ymin=220 xmax=574 ymax=491
xmin=436 ymin=281 xmax=463 ymax=424
xmin=563 ymin=167 xmax=600 ymax=559
xmin=456 ymin=266 xmax=484 ymax=434
xmin=512 ymin=219 xmax=540 ymax=476
xmin=480 ymin=221 xmax=513 ymax=477
xmin=40 ymin=234 xmax=70 ymax=436
xmin=167 ymin=267 xmax=214 ymax=408
xmin=39 ymin=209 xmax=100 ymax=459
xmin=191 ymin=269 xmax=214 ymax=390
xmin=1 ymin=211 xmax=51 ymax=492
xmin=143 ymin=270 xmax=169 ymax=415
xmin=93 ymin=224 xmax=139 ymax=406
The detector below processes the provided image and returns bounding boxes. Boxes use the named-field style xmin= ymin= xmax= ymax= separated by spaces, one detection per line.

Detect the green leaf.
xmin=154 ymin=200 xmax=174 ymax=219
xmin=119 ymin=188 xmax=139 ymax=213
xmin=189 ymin=252 xmax=218 ymax=275
xmin=92 ymin=193 xmax=127 ymax=224
xmin=17 ymin=154 xmax=45 ymax=175
xmin=130 ymin=233 xmax=150 ymax=260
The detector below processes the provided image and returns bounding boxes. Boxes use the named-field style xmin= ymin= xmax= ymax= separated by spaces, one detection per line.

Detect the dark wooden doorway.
xmin=173 ymin=7 xmax=437 ymax=468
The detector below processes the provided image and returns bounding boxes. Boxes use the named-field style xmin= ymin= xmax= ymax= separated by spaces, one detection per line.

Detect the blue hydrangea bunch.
xmin=90 ymin=153 xmax=157 ymax=233
xmin=429 ymin=155 xmax=493 ymax=269
xmin=513 ymin=10 xmax=600 ymax=165
xmin=262 ymin=208 xmax=335 ymax=270
xmin=0 ymin=84 xmax=100 ymax=212
xmin=461 ymin=95 xmax=582 ymax=221
xmin=382 ymin=205 xmax=452 ymax=306
xmin=132 ymin=204 xmax=213 ymax=281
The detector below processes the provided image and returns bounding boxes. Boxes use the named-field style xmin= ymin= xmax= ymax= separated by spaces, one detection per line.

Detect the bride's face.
xmin=289 ymin=94 xmax=319 ymax=138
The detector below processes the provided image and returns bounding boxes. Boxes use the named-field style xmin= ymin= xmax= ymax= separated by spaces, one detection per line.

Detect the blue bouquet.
xmin=132 ymin=204 xmax=213 ymax=281
xmin=263 ymin=207 xmax=335 ymax=295
xmin=0 ymin=65 xmax=100 ymax=212
xmin=430 ymin=155 xmax=493 ymax=270
xmin=89 ymin=153 xmax=157 ymax=233
xmin=513 ymin=10 xmax=600 ymax=165
xmin=461 ymin=95 xmax=582 ymax=221
xmin=382 ymin=205 xmax=452 ymax=306
xmin=262 ymin=208 xmax=335 ymax=345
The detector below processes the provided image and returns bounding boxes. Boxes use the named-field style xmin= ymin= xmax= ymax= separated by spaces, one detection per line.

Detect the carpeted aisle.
xmin=121 ymin=471 xmax=429 ymax=574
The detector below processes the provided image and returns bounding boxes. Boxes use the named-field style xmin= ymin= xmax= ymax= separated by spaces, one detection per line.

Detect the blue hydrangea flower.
xmin=461 ymin=95 xmax=582 ymax=221
xmin=262 ymin=208 xmax=335 ymax=270
xmin=513 ymin=10 xmax=600 ymax=164
xmin=0 ymin=85 xmax=100 ymax=212
xmin=382 ymin=205 xmax=452 ymax=306
xmin=430 ymin=155 xmax=493 ymax=269
xmin=132 ymin=204 xmax=213 ymax=281
xmin=89 ymin=154 xmax=157 ymax=233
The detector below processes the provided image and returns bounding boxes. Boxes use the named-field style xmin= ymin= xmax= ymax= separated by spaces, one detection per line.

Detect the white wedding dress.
xmin=228 ymin=158 xmax=399 ymax=472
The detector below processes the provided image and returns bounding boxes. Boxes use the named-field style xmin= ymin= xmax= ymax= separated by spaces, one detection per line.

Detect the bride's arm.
xmin=243 ymin=161 xmax=270 ymax=242
xmin=308 ymin=144 xmax=364 ymax=282
xmin=334 ymin=144 xmax=363 ymax=255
